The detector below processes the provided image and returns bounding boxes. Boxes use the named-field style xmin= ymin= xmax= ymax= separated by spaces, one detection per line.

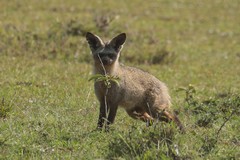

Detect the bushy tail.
xmin=158 ymin=110 xmax=185 ymax=133
xmin=172 ymin=112 xmax=185 ymax=133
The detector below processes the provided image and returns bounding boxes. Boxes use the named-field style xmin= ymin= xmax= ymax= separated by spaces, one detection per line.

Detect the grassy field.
xmin=0 ymin=0 xmax=240 ymax=159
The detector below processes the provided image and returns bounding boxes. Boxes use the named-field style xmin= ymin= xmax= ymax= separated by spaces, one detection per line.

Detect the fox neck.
xmin=93 ymin=60 xmax=120 ymax=75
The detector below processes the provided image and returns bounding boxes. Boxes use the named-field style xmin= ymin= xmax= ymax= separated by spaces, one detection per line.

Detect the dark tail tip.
xmin=173 ymin=113 xmax=186 ymax=134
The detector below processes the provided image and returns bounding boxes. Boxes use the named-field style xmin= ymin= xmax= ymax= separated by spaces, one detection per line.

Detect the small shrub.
xmin=94 ymin=14 xmax=115 ymax=32
xmin=151 ymin=48 xmax=176 ymax=65
xmin=199 ymin=135 xmax=217 ymax=157
xmin=177 ymin=86 xmax=240 ymax=157
xmin=107 ymin=123 xmax=181 ymax=159
xmin=123 ymin=46 xmax=176 ymax=65
xmin=0 ymin=97 xmax=12 ymax=119
xmin=65 ymin=20 xmax=87 ymax=36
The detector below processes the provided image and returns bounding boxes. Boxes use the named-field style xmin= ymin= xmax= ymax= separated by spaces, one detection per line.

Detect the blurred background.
xmin=0 ymin=0 xmax=239 ymax=159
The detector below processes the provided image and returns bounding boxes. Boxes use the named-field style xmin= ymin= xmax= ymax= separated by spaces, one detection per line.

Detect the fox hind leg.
xmin=126 ymin=109 xmax=154 ymax=126
xmin=157 ymin=109 xmax=185 ymax=133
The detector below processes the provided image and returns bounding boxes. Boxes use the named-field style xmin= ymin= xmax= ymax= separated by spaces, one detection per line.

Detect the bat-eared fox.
xmin=86 ymin=32 xmax=184 ymax=132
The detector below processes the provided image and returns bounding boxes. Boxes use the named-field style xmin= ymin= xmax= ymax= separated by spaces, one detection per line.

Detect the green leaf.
xmin=88 ymin=74 xmax=104 ymax=82
xmin=88 ymin=74 xmax=120 ymax=88
xmin=176 ymin=87 xmax=186 ymax=92
xmin=110 ymin=79 xmax=120 ymax=86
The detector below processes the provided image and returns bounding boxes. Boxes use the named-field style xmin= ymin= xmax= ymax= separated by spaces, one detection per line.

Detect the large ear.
xmin=86 ymin=32 xmax=104 ymax=52
xmin=109 ymin=33 xmax=126 ymax=52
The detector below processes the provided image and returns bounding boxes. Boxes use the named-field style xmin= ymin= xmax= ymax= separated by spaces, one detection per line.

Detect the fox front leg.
xmin=105 ymin=104 xmax=118 ymax=131
xmin=97 ymin=101 xmax=109 ymax=129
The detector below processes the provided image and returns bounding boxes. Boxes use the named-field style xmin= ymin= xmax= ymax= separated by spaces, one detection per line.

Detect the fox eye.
xmin=98 ymin=53 xmax=116 ymax=59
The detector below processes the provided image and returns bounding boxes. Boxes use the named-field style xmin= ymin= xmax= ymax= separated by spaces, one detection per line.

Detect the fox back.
xmin=86 ymin=32 xmax=184 ymax=131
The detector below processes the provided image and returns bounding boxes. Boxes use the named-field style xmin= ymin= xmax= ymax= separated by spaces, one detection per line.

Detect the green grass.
xmin=0 ymin=0 xmax=240 ymax=159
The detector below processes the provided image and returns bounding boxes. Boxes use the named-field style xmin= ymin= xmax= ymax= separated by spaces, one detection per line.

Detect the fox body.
xmin=86 ymin=32 xmax=183 ymax=131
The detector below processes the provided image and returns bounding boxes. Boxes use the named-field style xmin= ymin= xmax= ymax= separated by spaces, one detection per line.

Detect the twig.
xmin=97 ymin=54 xmax=109 ymax=124
xmin=216 ymin=108 xmax=236 ymax=140
xmin=146 ymin=102 xmax=153 ymax=126
xmin=97 ymin=54 xmax=107 ymax=76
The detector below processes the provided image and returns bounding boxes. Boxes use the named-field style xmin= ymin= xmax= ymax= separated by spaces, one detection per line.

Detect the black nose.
xmin=102 ymin=58 xmax=108 ymax=64
xmin=101 ymin=57 xmax=113 ymax=65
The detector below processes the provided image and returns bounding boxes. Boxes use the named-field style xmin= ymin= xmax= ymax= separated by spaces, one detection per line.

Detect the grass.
xmin=0 ymin=0 xmax=240 ymax=159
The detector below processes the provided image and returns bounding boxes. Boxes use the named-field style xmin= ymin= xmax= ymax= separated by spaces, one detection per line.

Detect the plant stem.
xmin=216 ymin=108 xmax=236 ymax=140
xmin=97 ymin=54 xmax=109 ymax=125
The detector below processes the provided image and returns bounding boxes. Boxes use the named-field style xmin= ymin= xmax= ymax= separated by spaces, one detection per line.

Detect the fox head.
xmin=86 ymin=32 xmax=126 ymax=67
